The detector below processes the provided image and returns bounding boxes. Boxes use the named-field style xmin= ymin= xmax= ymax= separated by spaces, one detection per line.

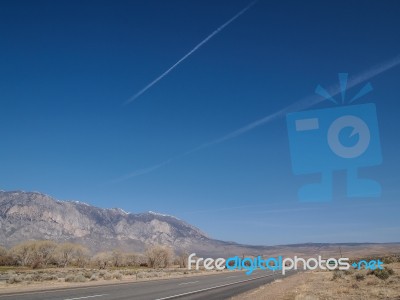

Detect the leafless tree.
xmin=0 ymin=246 xmax=13 ymax=266
xmin=176 ymin=251 xmax=189 ymax=268
xmin=111 ymin=249 xmax=124 ymax=267
xmin=55 ymin=243 xmax=89 ymax=267
xmin=145 ymin=245 xmax=173 ymax=268
xmin=92 ymin=252 xmax=112 ymax=269
xmin=34 ymin=240 xmax=57 ymax=268
xmin=10 ymin=240 xmax=57 ymax=268
xmin=74 ymin=245 xmax=90 ymax=267
xmin=10 ymin=241 xmax=35 ymax=267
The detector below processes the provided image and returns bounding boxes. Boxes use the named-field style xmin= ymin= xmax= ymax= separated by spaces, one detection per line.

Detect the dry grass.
xmin=0 ymin=267 xmax=229 ymax=294
xmin=232 ymin=262 xmax=400 ymax=300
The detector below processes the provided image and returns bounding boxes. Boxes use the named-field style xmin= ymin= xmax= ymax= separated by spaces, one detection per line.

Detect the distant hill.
xmin=0 ymin=191 xmax=399 ymax=257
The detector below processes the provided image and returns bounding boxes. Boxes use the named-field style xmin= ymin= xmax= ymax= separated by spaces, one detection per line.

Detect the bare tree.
xmin=111 ymin=249 xmax=124 ymax=267
xmin=0 ymin=246 xmax=13 ymax=266
xmin=93 ymin=252 xmax=112 ymax=269
xmin=10 ymin=240 xmax=57 ymax=268
xmin=55 ymin=243 xmax=75 ymax=267
xmin=10 ymin=241 xmax=35 ymax=267
xmin=74 ymin=245 xmax=89 ymax=267
xmin=145 ymin=245 xmax=173 ymax=268
xmin=124 ymin=253 xmax=139 ymax=267
xmin=34 ymin=240 xmax=57 ymax=268
xmin=55 ymin=243 xmax=88 ymax=267
xmin=176 ymin=251 xmax=189 ymax=268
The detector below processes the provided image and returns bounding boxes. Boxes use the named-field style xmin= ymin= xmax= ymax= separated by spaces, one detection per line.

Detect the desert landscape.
xmin=233 ymin=256 xmax=400 ymax=300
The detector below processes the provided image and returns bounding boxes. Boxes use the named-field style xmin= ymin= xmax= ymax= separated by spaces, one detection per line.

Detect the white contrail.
xmin=110 ymin=158 xmax=174 ymax=183
xmin=185 ymin=54 xmax=400 ymax=152
xmin=113 ymin=54 xmax=400 ymax=181
xmin=123 ymin=0 xmax=259 ymax=105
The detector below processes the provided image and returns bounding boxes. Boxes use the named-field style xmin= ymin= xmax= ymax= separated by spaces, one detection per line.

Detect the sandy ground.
xmin=231 ymin=263 xmax=400 ymax=300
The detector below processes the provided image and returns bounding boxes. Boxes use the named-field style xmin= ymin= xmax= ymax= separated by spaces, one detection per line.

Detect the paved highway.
xmin=0 ymin=270 xmax=294 ymax=300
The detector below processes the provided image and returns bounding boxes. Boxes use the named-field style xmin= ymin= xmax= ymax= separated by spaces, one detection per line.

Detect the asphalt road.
xmin=0 ymin=270 xmax=294 ymax=300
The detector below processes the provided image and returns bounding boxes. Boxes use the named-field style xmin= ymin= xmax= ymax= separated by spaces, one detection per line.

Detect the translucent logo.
xmin=286 ymin=73 xmax=382 ymax=201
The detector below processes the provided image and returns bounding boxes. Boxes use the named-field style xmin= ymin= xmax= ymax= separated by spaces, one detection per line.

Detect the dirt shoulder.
xmin=231 ymin=263 xmax=400 ymax=300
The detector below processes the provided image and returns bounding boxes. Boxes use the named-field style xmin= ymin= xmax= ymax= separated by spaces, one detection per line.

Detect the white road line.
xmin=226 ymin=275 xmax=239 ymax=278
xmin=178 ymin=281 xmax=199 ymax=285
xmin=155 ymin=274 xmax=274 ymax=300
xmin=64 ymin=294 xmax=108 ymax=300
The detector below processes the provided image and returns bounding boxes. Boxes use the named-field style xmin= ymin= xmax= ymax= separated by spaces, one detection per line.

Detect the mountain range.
xmin=0 ymin=190 xmax=258 ymax=256
xmin=1 ymin=190 xmax=399 ymax=257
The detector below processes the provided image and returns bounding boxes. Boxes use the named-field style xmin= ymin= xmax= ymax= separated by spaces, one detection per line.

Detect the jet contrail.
xmin=110 ymin=158 xmax=174 ymax=183
xmin=123 ymin=0 xmax=259 ymax=105
xmin=189 ymin=54 xmax=400 ymax=151
xmin=113 ymin=54 xmax=400 ymax=181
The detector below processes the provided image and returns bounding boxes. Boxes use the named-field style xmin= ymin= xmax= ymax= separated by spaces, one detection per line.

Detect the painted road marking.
xmin=155 ymin=274 xmax=274 ymax=300
xmin=64 ymin=294 xmax=108 ymax=300
xmin=178 ymin=281 xmax=199 ymax=285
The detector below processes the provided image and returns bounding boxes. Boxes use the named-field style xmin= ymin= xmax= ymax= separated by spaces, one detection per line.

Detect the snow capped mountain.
xmin=0 ymin=191 xmax=220 ymax=254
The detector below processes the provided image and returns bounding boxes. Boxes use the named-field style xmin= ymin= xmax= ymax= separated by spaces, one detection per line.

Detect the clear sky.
xmin=1 ymin=0 xmax=399 ymax=245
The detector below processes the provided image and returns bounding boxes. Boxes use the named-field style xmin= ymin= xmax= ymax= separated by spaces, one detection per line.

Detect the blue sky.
xmin=0 ymin=0 xmax=399 ymax=245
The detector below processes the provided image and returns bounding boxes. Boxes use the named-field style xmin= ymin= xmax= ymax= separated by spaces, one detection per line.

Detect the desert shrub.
xmin=82 ymin=270 xmax=93 ymax=279
xmin=90 ymin=274 xmax=98 ymax=281
xmin=74 ymin=274 xmax=86 ymax=282
xmin=112 ymin=272 xmax=122 ymax=280
xmin=65 ymin=274 xmax=86 ymax=282
xmin=137 ymin=272 xmax=149 ymax=279
xmin=382 ymin=256 xmax=396 ymax=264
xmin=343 ymin=269 xmax=353 ymax=275
xmin=332 ymin=270 xmax=344 ymax=280
xmin=42 ymin=274 xmax=58 ymax=281
xmin=7 ymin=275 xmax=23 ymax=284
xmin=155 ymin=271 xmax=166 ymax=277
xmin=24 ymin=274 xmax=33 ymax=282
xmin=368 ymin=268 xmax=392 ymax=280
xmin=387 ymin=267 xmax=395 ymax=275
xmin=27 ymin=273 xmax=42 ymax=281
xmin=39 ymin=273 xmax=48 ymax=280
xmin=355 ymin=273 xmax=365 ymax=281
xmin=121 ymin=269 xmax=136 ymax=276
xmin=103 ymin=272 xmax=113 ymax=280
xmin=65 ymin=274 xmax=75 ymax=282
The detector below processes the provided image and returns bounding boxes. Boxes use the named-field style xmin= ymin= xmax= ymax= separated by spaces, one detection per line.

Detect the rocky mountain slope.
xmin=0 ymin=191 xmax=216 ymax=254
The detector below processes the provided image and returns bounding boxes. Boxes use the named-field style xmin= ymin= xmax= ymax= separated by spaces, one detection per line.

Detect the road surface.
xmin=0 ymin=270 xmax=294 ymax=300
